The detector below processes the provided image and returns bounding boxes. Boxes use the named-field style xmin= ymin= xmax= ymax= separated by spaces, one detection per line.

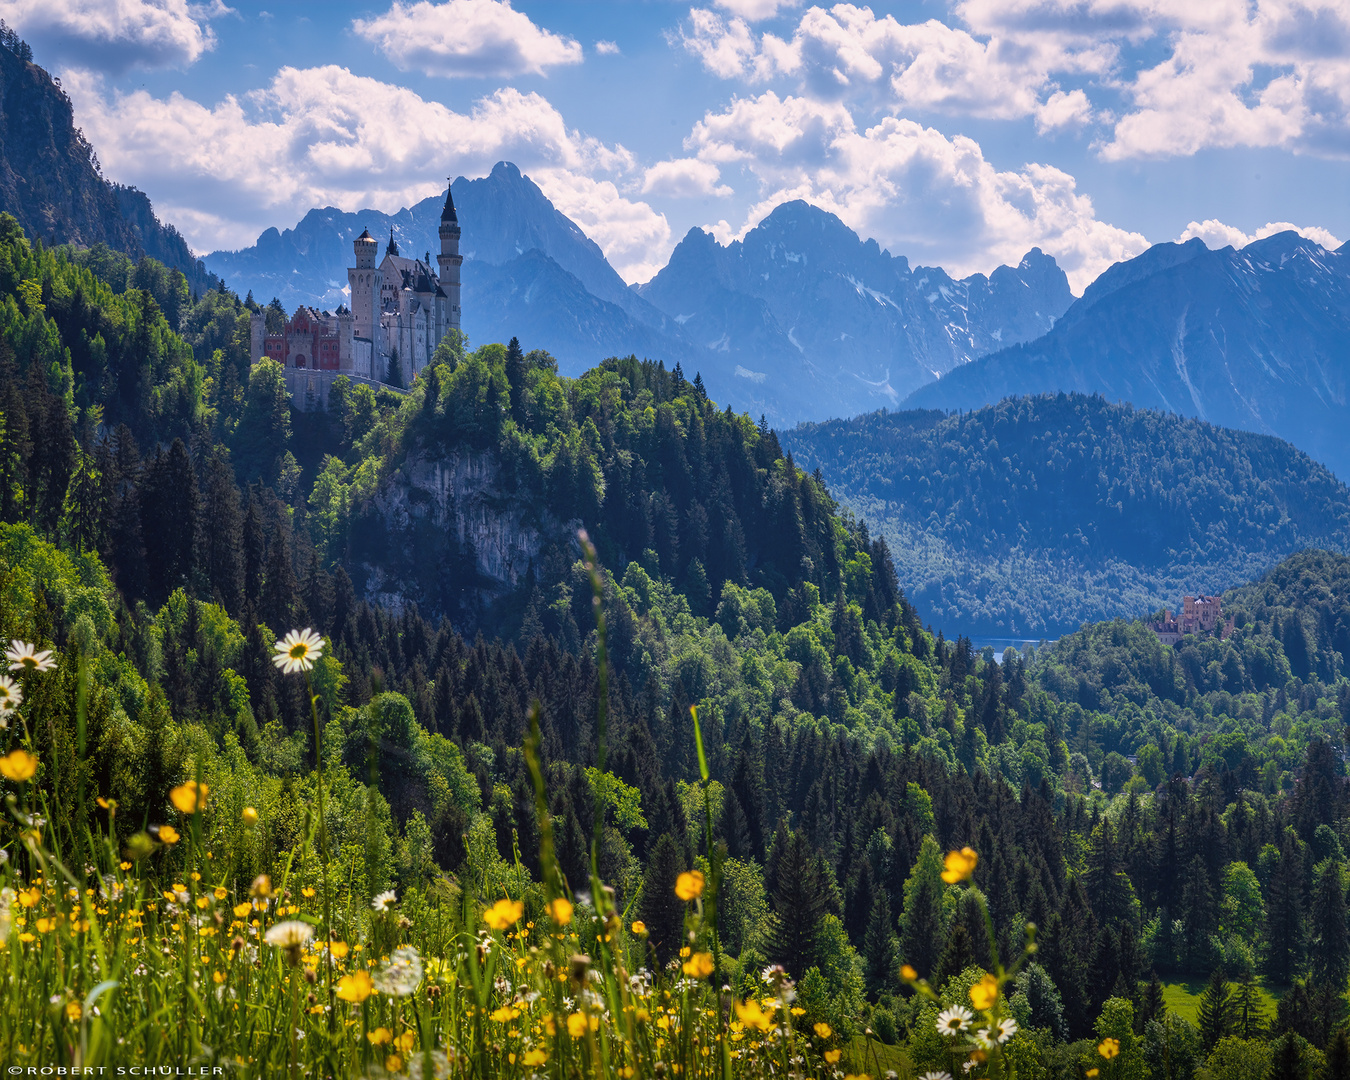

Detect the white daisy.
xmin=0 ymin=675 xmax=21 ymax=714
xmin=272 ymin=628 xmax=324 ymax=674
xmin=372 ymin=889 xmax=398 ymax=911
xmin=6 ymin=640 xmax=55 ymax=673
xmin=994 ymin=1017 xmax=1018 ymax=1043
xmin=936 ymin=1005 xmax=973 ymax=1037
xmin=919 ymin=1072 xmax=953 ymax=1080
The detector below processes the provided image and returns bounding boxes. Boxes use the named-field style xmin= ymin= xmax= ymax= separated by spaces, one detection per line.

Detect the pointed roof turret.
xmin=441 ymin=179 xmax=458 ymax=224
xmin=386 ymin=228 xmax=399 ymax=257
xmin=357 ymin=226 xmax=373 ymax=241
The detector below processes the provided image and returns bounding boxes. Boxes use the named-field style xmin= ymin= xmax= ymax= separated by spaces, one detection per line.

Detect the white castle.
xmin=249 ymin=183 xmax=462 ymax=408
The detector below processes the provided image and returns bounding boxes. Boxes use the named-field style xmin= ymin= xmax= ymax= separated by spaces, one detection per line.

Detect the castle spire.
xmin=441 ymin=179 xmax=458 ymax=224
xmin=386 ymin=228 xmax=399 ymax=257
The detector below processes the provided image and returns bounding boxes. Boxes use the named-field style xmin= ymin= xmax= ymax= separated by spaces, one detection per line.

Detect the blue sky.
xmin=7 ymin=0 xmax=1350 ymax=290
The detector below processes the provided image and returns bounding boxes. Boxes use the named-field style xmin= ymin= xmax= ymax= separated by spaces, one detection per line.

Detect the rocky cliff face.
xmin=0 ymin=39 xmax=216 ymax=294
xmin=638 ymin=202 xmax=1073 ymax=423
xmin=904 ymin=231 xmax=1350 ymax=479
xmin=352 ymin=448 xmax=563 ymax=620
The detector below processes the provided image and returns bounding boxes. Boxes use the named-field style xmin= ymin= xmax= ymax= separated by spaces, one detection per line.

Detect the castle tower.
xmin=437 ymin=181 xmax=462 ymax=334
xmin=348 ymin=227 xmax=381 ymax=348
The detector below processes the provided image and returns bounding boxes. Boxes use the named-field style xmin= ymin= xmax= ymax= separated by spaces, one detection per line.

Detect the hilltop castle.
xmin=249 ymin=183 xmax=462 ymax=408
xmin=1150 ymin=595 xmax=1235 ymax=646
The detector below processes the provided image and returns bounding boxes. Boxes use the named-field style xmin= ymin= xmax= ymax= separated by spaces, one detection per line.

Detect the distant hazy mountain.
xmin=205 ymin=162 xmax=701 ymax=375
xmin=0 ymin=36 xmax=216 ymax=294
xmin=904 ymin=232 xmax=1350 ymax=479
xmin=783 ymin=393 xmax=1350 ymax=637
xmin=638 ymin=202 xmax=1073 ymax=422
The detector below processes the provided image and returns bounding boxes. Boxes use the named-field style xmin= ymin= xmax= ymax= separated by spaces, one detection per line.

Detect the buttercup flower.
xmin=547 ymin=897 xmax=573 ymax=925
xmin=675 ymin=870 xmax=705 ymax=900
xmin=336 ymin=970 xmax=373 ymax=1003
xmin=0 ymin=674 xmax=21 ymax=713
xmin=936 ymin=1006 xmax=973 ymax=1036
xmin=968 ymin=973 xmax=999 ymax=1011
xmin=372 ymin=945 xmax=424 ymax=997
xmin=813 ymin=1022 xmax=832 ymax=1038
xmin=6 ymin=640 xmax=55 ymax=673
xmin=372 ymin=889 xmax=397 ymax=912
xmin=0 ymin=749 xmax=37 ymax=782
xmin=900 ymin=964 xmax=918 ymax=981
xmin=631 ymin=920 xmax=647 ymax=935
xmin=734 ymin=1000 xmax=774 ymax=1032
xmin=941 ymin=847 xmax=979 ymax=884
xmin=155 ymin=825 xmax=180 ymax=845
xmin=1098 ymin=1038 xmax=1120 ymax=1059
xmin=483 ymin=898 xmax=523 ymax=930
xmin=170 ymin=781 xmax=208 ymax=814
xmin=682 ymin=951 xmax=714 ymax=978
xmin=241 ymin=806 xmax=259 ymax=826
xmin=272 ymin=629 xmax=324 ymax=674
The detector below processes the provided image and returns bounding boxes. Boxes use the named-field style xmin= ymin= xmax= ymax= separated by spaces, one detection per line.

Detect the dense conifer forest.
xmin=2 ymin=214 xmax=1350 ymax=1078
xmin=784 ymin=397 xmax=1350 ymax=636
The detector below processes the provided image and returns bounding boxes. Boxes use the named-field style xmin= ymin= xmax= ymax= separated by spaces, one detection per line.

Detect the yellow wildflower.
xmin=336 ymin=970 xmax=373 ymax=1003
xmin=491 ymin=1006 xmax=520 ymax=1023
xmin=631 ymin=920 xmax=647 ymax=935
xmin=682 ymin=951 xmax=714 ymax=978
xmin=523 ymin=1049 xmax=547 ymax=1067
xmin=157 ymin=825 xmax=180 ymax=845
xmin=241 ymin=807 xmax=258 ymax=826
xmin=367 ymin=1027 xmax=393 ymax=1046
xmin=0 ymin=749 xmax=38 ymax=782
xmin=170 ymin=781 xmax=208 ymax=814
xmin=814 ymin=1022 xmax=832 ymax=1038
xmin=330 ymin=941 xmax=350 ymax=959
xmin=900 ymin=964 xmax=918 ymax=981
xmin=969 ymin=973 xmax=999 ymax=1011
xmin=547 ymin=897 xmax=573 ymax=925
xmin=1098 ymin=1038 xmax=1120 ymax=1059
xmin=825 ymin=1050 xmax=842 ymax=1063
xmin=735 ymin=1000 xmax=774 ymax=1032
xmin=675 ymin=870 xmax=705 ymax=900
xmin=483 ymin=898 xmax=524 ymax=930
xmin=567 ymin=1013 xmax=589 ymax=1038
xmin=942 ymin=847 xmax=979 ymax=884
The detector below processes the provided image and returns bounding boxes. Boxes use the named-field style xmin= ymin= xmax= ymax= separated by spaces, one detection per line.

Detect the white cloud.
xmin=352 ymin=0 xmax=582 ymax=79
xmin=3 ymin=0 xmax=224 ymax=73
xmin=681 ymin=4 xmax=1110 ymax=120
xmin=1178 ymin=218 xmax=1343 ymax=250
xmin=62 ymin=65 xmax=670 ymax=280
xmin=1036 ymin=88 xmax=1093 ymax=132
xmin=685 ymin=90 xmax=1148 ymax=291
xmin=713 ymin=0 xmax=799 ymax=20
xmin=642 ymin=158 xmax=734 ymax=198
xmin=594 ymin=40 xmax=620 ymax=55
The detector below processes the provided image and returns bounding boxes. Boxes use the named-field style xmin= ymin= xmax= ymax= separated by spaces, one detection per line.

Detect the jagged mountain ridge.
xmin=205 ymin=166 xmax=1072 ymax=423
xmin=637 ymin=202 xmax=1073 ymax=422
xmin=904 ymin=231 xmax=1350 ymax=479
xmin=0 ymin=36 xmax=216 ymax=294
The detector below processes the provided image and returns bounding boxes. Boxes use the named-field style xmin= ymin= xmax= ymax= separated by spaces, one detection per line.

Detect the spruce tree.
xmin=899 ymin=835 xmax=946 ymax=980
xmin=1310 ymin=857 xmax=1350 ymax=994
xmin=1139 ymin=971 xmax=1165 ymax=1028
xmin=1196 ymin=968 xmax=1232 ymax=1051
xmin=862 ymin=891 xmax=898 ymax=998
xmin=766 ymin=827 xmax=830 ymax=978
xmin=1264 ymin=835 xmax=1306 ymax=985
xmin=505 ymin=336 xmax=526 ymax=422
xmin=1232 ymin=969 xmax=1266 ymax=1039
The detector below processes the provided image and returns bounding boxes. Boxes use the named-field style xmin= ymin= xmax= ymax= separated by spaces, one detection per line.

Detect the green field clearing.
xmin=1162 ymin=979 xmax=1283 ymax=1023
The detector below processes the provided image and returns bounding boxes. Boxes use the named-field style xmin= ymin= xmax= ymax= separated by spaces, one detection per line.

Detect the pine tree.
xmin=1232 ymin=968 xmax=1266 ymax=1039
xmin=202 ymin=455 xmax=245 ymax=614
xmin=505 ymin=336 xmax=526 ymax=422
xmin=1196 ymin=967 xmax=1232 ymax=1051
xmin=639 ymin=833 xmax=686 ymax=964
xmin=1325 ymin=1029 xmax=1350 ymax=1080
xmin=385 ymin=349 xmax=402 ymax=388
xmin=1310 ymin=857 xmax=1350 ymax=993
xmin=862 ymin=890 xmax=898 ymax=998
xmin=766 ymin=827 xmax=830 ymax=978
xmin=1181 ymin=854 xmax=1217 ymax=973
xmin=1264 ymin=835 xmax=1306 ymax=985
xmin=1139 ymin=971 xmax=1165 ymax=1028
xmin=899 ymin=835 xmax=946 ymax=980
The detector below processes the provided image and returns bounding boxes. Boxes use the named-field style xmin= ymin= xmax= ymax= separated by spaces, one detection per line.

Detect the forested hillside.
xmin=783 ymin=395 xmax=1350 ymax=637
xmin=2 ymin=210 xmax=1350 ymax=1079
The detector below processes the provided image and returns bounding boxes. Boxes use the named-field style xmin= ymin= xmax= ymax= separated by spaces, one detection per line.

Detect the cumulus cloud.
xmin=2 ymin=0 xmax=224 ymax=73
xmin=62 ymin=66 xmax=670 ymax=280
xmin=713 ymin=0 xmax=799 ymax=19
xmin=1178 ymin=218 xmax=1344 ymax=250
xmin=352 ymin=0 xmax=583 ymax=78
xmin=680 ymin=4 xmax=1110 ymax=120
xmin=1036 ymin=88 xmax=1093 ymax=132
xmin=642 ymin=158 xmax=734 ymax=198
xmin=594 ymin=40 xmax=620 ymax=55
xmin=685 ymin=90 xmax=1147 ymax=291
